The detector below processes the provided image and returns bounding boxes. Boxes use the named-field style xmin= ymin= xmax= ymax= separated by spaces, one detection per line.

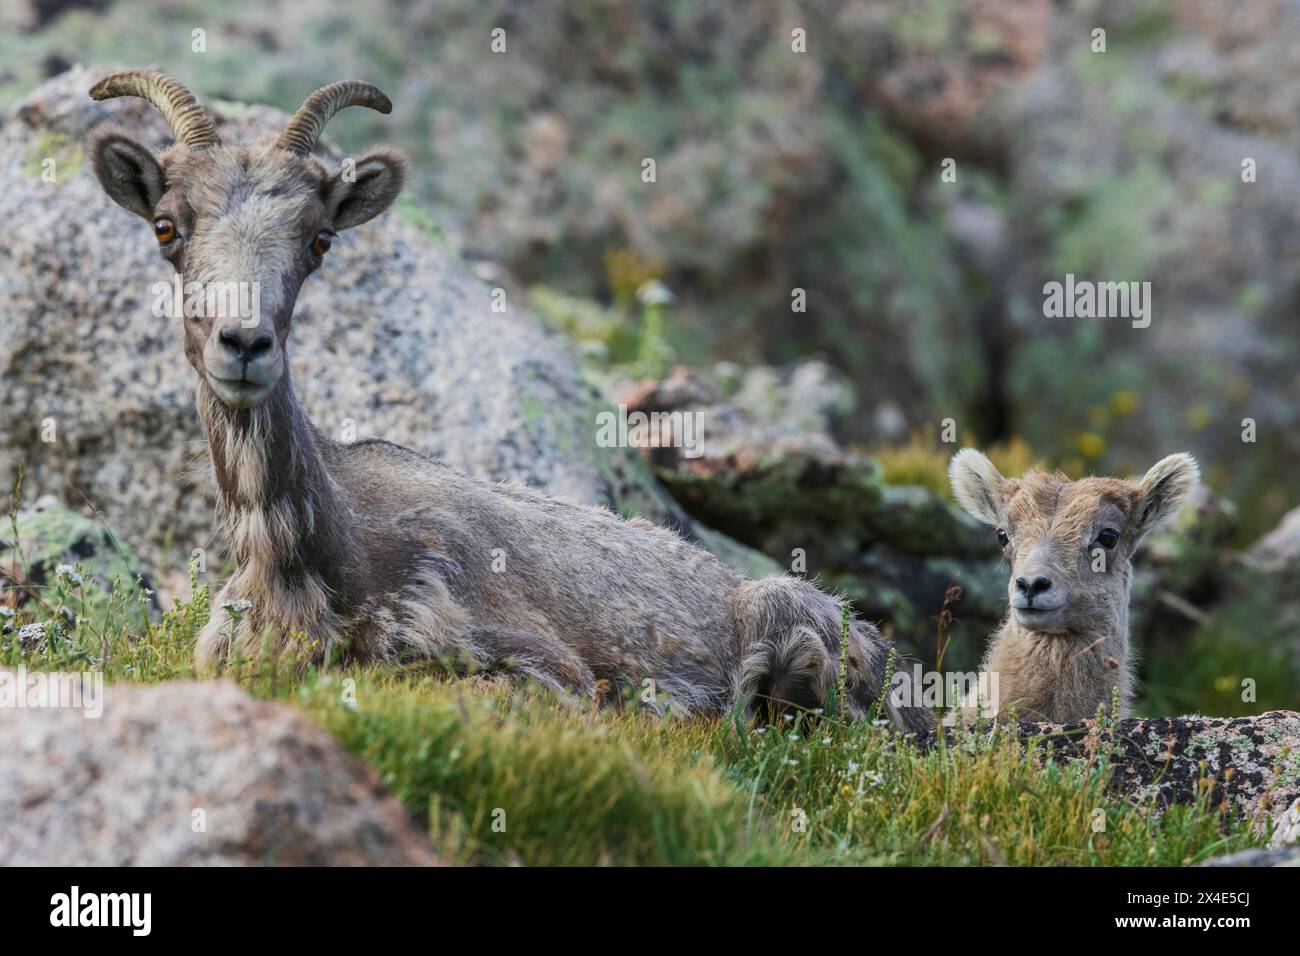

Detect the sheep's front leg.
xmin=195 ymin=573 xmax=343 ymax=669
xmin=195 ymin=593 xmax=233 ymax=668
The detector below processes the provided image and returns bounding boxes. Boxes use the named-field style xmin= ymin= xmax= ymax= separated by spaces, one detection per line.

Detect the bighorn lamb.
xmin=87 ymin=71 xmax=929 ymax=730
xmin=949 ymin=449 xmax=1199 ymax=722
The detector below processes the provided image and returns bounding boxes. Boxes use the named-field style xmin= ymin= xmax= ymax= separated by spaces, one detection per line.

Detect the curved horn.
xmin=89 ymin=70 xmax=218 ymax=150
xmin=276 ymin=81 xmax=392 ymax=156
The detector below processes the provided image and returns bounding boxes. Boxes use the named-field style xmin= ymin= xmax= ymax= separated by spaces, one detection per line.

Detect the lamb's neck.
xmin=198 ymin=375 xmax=356 ymax=584
xmin=996 ymin=611 xmax=1131 ymax=658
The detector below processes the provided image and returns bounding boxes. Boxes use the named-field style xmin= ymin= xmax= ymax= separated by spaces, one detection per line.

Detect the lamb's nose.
xmin=1015 ymin=576 xmax=1053 ymax=597
xmin=218 ymin=327 xmax=274 ymax=363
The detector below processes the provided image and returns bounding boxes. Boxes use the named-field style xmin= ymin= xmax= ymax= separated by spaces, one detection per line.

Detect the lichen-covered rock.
xmin=953 ymin=712 xmax=1300 ymax=840
xmin=619 ymin=363 xmax=991 ymax=555
xmin=0 ymin=66 xmax=762 ymax=585
xmin=0 ymin=677 xmax=441 ymax=865
xmin=618 ymin=363 xmax=1005 ymax=664
xmin=0 ymin=495 xmax=155 ymax=631
xmin=618 ymin=363 xmax=889 ymax=561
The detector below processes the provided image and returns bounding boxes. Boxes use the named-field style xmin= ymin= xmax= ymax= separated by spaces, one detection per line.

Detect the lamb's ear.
xmin=1132 ymin=453 xmax=1199 ymax=541
xmin=324 ymin=146 xmax=407 ymax=231
xmin=949 ymin=449 xmax=1008 ymax=526
xmin=90 ymin=129 xmax=165 ymax=220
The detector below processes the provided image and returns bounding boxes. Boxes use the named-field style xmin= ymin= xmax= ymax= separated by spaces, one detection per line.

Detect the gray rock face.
xmin=1200 ymin=844 xmax=1300 ymax=867
xmin=0 ymin=677 xmax=440 ymax=865
xmin=0 ymin=66 xmax=747 ymax=583
xmin=1270 ymin=797 xmax=1300 ymax=849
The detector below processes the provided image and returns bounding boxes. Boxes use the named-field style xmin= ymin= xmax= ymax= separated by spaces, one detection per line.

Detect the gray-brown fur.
xmin=948 ymin=449 xmax=1199 ymax=722
xmin=87 ymin=71 xmax=931 ymax=731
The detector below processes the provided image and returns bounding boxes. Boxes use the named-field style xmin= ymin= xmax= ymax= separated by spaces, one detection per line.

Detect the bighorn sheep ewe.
xmin=949 ymin=449 xmax=1199 ymax=722
xmin=86 ymin=71 xmax=930 ymax=731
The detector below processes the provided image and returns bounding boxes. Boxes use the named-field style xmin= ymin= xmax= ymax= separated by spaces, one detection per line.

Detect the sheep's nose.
xmin=217 ymin=327 xmax=274 ymax=363
xmin=1015 ymin=576 xmax=1053 ymax=597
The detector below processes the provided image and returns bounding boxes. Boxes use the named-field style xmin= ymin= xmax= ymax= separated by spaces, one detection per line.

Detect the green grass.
xmin=0 ymin=560 xmax=1264 ymax=866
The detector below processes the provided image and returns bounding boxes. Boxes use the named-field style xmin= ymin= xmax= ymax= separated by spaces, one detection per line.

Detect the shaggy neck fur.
xmin=197 ymin=373 xmax=356 ymax=659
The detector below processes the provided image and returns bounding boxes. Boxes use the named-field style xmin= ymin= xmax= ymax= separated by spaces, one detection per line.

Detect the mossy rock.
xmin=864 ymin=485 xmax=996 ymax=559
xmin=1 ymin=498 xmax=155 ymax=633
xmin=652 ymin=446 xmax=886 ymax=549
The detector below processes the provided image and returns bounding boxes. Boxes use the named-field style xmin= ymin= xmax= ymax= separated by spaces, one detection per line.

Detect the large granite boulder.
xmin=0 ymin=677 xmax=440 ymax=865
xmin=0 ymin=66 xmax=766 ymax=589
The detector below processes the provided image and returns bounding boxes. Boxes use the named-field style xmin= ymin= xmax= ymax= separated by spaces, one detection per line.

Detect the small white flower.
xmin=17 ymin=622 xmax=47 ymax=646
xmin=635 ymin=279 xmax=674 ymax=307
xmin=55 ymin=564 xmax=84 ymax=586
xmin=847 ymin=761 xmax=861 ymax=773
xmin=821 ymin=737 xmax=832 ymax=745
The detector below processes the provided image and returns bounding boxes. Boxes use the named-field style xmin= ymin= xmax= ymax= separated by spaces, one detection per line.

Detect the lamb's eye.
xmin=1096 ymin=528 xmax=1120 ymax=549
xmin=311 ymin=231 xmax=333 ymax=256
xmin=996 ymin=528 xmax=1009 ymax=547
xmin=154 ymin=217 xmax=176 ymax=244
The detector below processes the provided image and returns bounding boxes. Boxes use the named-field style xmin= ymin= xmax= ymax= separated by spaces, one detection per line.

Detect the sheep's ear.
xmin=324 ymin=146 xmax=407 ymax=231
xmin=90 ymin=129 xmax=165 ymax=220
xmin=949 ymin=449 xmax=1008 ymax=526
xmin=1132 ymin=453 xmax=1199 ymax=541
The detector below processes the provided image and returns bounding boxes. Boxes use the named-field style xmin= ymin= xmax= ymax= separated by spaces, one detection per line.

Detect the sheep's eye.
xmin=1096 ymin=527 xmax=1120 ymax=550
xmin=311 ymin=231 xmax=334 ymax=257
xmin=996 ymin=528 xmax=1009 ymax=547
xmin=153 ymin=217 xmax=176 ymax=244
